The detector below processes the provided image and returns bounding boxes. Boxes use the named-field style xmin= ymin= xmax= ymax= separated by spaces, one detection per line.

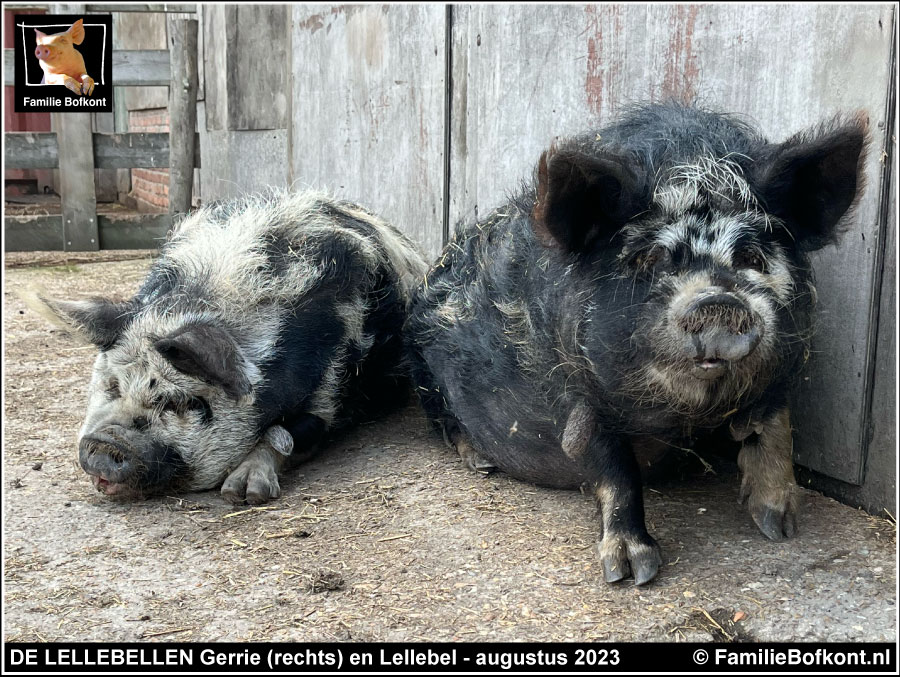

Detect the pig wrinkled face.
xmin=533 ymin=118 xmax=865 ymax=414
xmin=42 ymin=299 xmax=260 ymax=497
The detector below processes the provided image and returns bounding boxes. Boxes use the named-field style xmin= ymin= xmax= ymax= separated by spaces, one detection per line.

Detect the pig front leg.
xmin=584 ymin=434 xmax=662 ymax=586
xmin=221 ymin=425 xmax=293 ymax=505
xmin=733 ymin=408 xmax=799 ymax=541
xmin=60 ymin=74 xmax=84 ymax=96
xmin=80 ymin=74 xmax=95 ymax=96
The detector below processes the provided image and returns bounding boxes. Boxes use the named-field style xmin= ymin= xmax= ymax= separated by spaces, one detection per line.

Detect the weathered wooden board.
xmin=4 ymin=213 xmax=172 ymax=252
xmin=3 ymin=49 xmax=170 ymax=87
xmin=54 ymin=111 xmax=99 ymax=251
xmin=86 ymin=4 xmax=196 ymax=12
xmin=449 ymin=4 xmax=895 ymax=485
xmin=290 ymin=4 xmax=447 ymax=258
xmin=861 ymin=134 xmax=897 ymax=513
xmin=199 ymin=129 xmax=289 ymax=202
xmin=202 ymin=5 xmax=288 ymax=132
xmin=97 ymin=212 xmax=172 ymax=249
xmin=4 ymin=215 xmax=66 ymax=252
xmin=4 ymin=132 xmax=201 ymax=168
xmin=166 ymin=16 xmax=198 ymax=215
xmin=4 ymin=133 xmax=58 ymax=168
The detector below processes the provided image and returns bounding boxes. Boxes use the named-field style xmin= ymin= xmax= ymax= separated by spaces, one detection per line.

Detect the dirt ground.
xmin=3 ymin=255 xmax=896 ymax=643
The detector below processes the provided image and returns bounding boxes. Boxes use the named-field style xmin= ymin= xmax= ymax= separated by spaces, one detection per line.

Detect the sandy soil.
xmin=3 ymin=255 xmax=895 ymax=643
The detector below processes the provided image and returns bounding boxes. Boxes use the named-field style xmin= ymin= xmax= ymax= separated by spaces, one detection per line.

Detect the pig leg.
xmin=60 ymin=74 xmax=84 ymax=96
xmin=444 ymin=420 xmax=496 ymax=474
xmin=80 ymin=75 xmax=95 ymax=96
xmin=734 ymin=408 xmax=799 ymax=541
xmin=220 ymin=425 xmax=293 ymax=505
xmin=586 ymin=434 xmax=662 ymax=586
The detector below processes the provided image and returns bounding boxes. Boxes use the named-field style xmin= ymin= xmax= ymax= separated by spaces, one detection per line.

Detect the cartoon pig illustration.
xmin=34 ymin=19 xmax=94 ymax=96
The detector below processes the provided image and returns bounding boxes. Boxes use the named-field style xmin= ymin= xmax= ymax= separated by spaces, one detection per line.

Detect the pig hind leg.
xmin=444 ymin=420 xmax=496 ymax=474
xmin=735 ymin=408 xmax=800 ymax=541
xmin=586 ymin=435 xmax=662 ymax=586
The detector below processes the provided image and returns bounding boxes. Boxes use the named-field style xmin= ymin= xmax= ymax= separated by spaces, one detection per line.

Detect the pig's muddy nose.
xmin=78 ymin=430 xmax=141 ymax=497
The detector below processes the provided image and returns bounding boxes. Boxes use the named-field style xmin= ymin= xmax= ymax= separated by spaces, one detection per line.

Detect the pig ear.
xmin=34 ymin=29 xmax=47 ymax=40
xmin=757 ymin=117 xmax=867 ymax=252
xmin=532 ymin=145 xmax=645 ymax=253
xmin=68 ymin=18 xmax=85 ymax=45
xmin=29 ymin=295 xmax=137 ymax=350
xmin=154 ymin=324 xmax=252 ymax=400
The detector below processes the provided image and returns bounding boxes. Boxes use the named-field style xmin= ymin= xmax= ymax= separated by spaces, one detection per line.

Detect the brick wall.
xmin=128 ymin=108 xmax=169 ymax=212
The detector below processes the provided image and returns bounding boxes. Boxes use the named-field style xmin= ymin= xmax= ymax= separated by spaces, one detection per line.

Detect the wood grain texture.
xmin=4 ymin=213 xmax=172 ymax=252
xmin=449 ymin=4 xmax=895 ymax=484
xmin=4 ymin=132 xmax=201 ymax=169
xmin=166 ymin=17 xmax=198 ymax=215
xmin=86 ymin=4 xmax=196 ymax=12
xmin=3 ymin=48 xmax=170 ymax=87
xmin=290 ymin=4 xmax=447 ymax=258
xmin=53 ymin=112 xmax=99 ymax=251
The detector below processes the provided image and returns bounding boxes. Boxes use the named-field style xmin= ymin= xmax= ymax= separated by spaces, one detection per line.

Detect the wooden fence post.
xmin=53 ymin=112 xmax=100 ymax=251
xmin=50 ymin=2 xmax=98 ymax=251
xmin=167 ymin=17 xmax=198 ymax=217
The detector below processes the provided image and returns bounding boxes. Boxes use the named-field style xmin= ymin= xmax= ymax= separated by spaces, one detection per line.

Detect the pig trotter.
xmin=62 ymin=75 xmax=83 ymax=96
xmin=735 ymin=408 xmax=799 ymax=541
xmin=598 ymin=532 xmax=662 ymax=586
xmin=81 ymin=75 xmax=95 ymax=96
xmin=220 ymin=425 xmax=291 ymax=504
xmin=447 ymin=424 xmax=496 ymax=474
xmin=588 ymin=435 xmax=662 ymax=586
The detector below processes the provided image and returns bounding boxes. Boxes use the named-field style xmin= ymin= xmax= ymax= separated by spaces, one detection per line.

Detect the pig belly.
xmin=422 ymin=338 xmax=587 ymax=489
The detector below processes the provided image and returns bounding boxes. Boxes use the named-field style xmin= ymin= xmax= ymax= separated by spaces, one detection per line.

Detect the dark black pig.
xmin=405 ymin=102 xmax=866 ymax=585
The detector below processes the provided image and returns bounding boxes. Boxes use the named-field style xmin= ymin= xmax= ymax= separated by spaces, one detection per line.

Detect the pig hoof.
xmin=455 ymin=439 xmax=496 ymax=475
xmin=221 ymin=462 xmax=281 ymax=505
xmin=747 ymin=500 xmax=798 ymax=541
xmin=597 ymin=532 xmax=662 ymax=586
xmin=64 ymin=78 xmax=82 ymax=95
xmin=740 ymin=479 xmax=799 ymax=541
xmin=82 ymin=78 xmax=95 ymax=96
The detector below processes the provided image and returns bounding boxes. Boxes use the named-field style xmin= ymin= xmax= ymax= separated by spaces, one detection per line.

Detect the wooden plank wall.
xmin=289 ymin=5 xmax=447 ymax=258
xmin=446 ymin=4 xmax=895 ymax=490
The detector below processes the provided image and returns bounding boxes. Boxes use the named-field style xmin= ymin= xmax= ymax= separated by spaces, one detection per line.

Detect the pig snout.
xmin=676 ymin=290 xmax=762 ymax=379
xmin=34 ymin=45 xmax=51 ymax=61
xmin=79 ymin=425 xmax=143 ymax=496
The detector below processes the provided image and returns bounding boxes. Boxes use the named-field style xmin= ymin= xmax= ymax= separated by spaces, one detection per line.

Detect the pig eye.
xmin=734 ymin=248 xmax=767 ymax=273
xmin=106 ymin=378 xmax=121 ymax=399
xmin=158 ymin=396 xmax=212 ymax=424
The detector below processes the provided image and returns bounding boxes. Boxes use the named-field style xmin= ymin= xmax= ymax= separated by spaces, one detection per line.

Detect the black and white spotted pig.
xmin=405 ymin=102 xmax=866 ymax=585
xmin=38 ymin=191 xmax=427 ymax=503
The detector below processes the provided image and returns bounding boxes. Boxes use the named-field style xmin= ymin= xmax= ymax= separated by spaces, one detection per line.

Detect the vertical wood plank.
xmin=290 ymin=5 xmax=446 ymax=258
xmin=449 ymin=4 xmax=894 ymax=485
xmin=51 ymin=3 xmax=97 ymax=250
xmin=167 ymin=17 xmax=198 ymax=216
xmin=54 ymin=111 xmax=99 ymax=251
